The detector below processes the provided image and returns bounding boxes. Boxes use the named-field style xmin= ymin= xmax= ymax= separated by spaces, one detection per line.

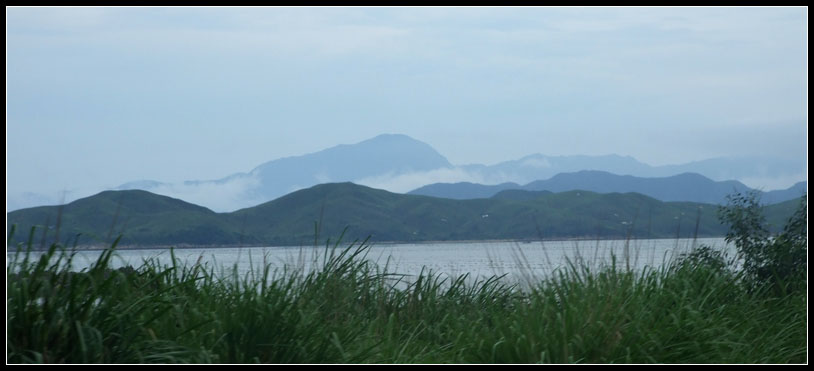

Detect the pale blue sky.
xmin=6 ymin=7 xmax=808 ymax=196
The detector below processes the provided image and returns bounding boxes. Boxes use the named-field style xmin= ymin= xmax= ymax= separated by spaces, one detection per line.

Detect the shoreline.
xmin=6 ymin=236 xmax=728 ymax=253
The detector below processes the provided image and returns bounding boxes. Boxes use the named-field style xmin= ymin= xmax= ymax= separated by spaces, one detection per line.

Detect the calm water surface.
xmin=8 ymin=238 xmax=732 ymax=286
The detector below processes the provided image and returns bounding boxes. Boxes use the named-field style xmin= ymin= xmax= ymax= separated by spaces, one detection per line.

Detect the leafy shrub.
xmin=718 ymin=191 xmax=807 ymax=293
xmin=676 ymin=244 xmax=732 ymax=275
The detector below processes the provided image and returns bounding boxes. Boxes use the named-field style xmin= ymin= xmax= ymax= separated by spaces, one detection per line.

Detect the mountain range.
xmin=7 ymin=134 xmax=807 ymax=212
xmin=7 ymin=183 xmax=805 ymax=248
xmin=459 ymin=153 xmax=807 ymax=187
xmin=409 ymin=171 xmax=807 ymax=205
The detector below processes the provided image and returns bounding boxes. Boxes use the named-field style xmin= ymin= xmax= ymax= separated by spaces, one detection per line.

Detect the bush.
xmin=718 ymin=191 xmax=807 ymax=293
xmin=676 ymin=244 xmax=732 ymax=275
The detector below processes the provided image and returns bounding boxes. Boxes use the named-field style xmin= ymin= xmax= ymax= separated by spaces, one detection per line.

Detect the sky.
xmin=6 ymin=6 xmax=808 ymax=202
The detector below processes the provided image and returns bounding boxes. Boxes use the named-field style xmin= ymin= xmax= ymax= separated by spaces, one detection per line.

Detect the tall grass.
xmin=6 ymin=224 xmax=806 ymax=364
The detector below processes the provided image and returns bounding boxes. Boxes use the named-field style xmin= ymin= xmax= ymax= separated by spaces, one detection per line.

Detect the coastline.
xmin=6 ymin=235 xmax=727 ymax=253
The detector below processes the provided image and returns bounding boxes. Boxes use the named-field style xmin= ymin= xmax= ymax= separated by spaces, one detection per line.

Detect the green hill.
xmin=6 ymin=190 xmax=242 ymax=247
xmin=763 ymin=196 xmax=807 ymax=229
xmin=7 ymin=183 xmax=805 ymax=248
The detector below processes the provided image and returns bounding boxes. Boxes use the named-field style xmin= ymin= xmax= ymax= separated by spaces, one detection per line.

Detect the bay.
xmin=7 ymin=238 xmax=732 ymax=286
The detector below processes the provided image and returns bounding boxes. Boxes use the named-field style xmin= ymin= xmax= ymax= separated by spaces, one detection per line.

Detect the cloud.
xmin=9 ymin=174 xmax=269 ymax=214
xmin=520 ymin=157 xmax=552 ymax=169
xmin=355 ymin=167 xmax=497 ymax=193
xmin=7 ymin=185 xmax=117 ymax=212
xmin=137 ymin=175 xmax=264 ymax=212
xmin=737 ymin=172 xmax=808 ymax=192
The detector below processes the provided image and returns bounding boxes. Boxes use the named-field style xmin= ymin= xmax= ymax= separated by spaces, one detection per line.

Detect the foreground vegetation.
xmin=6 ymin=193 xmax=807 ymax=363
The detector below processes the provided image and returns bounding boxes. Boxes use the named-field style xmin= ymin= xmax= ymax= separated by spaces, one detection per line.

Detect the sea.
xmin=7 ymin=237 xmax=733 ymax=287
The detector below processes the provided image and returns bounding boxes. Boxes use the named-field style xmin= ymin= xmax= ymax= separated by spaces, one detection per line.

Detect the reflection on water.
xmin=8 ymin=238 xmax=732 ymax=287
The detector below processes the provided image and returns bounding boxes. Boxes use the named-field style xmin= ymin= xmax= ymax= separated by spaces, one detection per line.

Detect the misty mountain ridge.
xmin=243 ymin=134 xmax=452 ymax=201
xmin=409 ymin=170 xmax=807 ymax=205
xmin=458 ymin=153 xmax=805 ymax=188
xmin=97 ymin=134 xmax=453 ymax=212
xmin=7 ymin=133 xmax=805 ymax=212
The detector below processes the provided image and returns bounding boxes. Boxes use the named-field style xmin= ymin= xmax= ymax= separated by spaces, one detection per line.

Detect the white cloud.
xmin=355 ymin=167 xmax=497 ymax=193
xmin=520 ymin=157 xmax=552 ymax=169
xmin=737 ymin=173 xmax=808 ymax=192
xmin=144 ymin=175 xmax=264 ymax=212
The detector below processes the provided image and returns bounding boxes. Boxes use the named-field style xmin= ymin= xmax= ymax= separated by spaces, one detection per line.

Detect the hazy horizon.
xmin=7 ymin=7 xmax=808 ymax=210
